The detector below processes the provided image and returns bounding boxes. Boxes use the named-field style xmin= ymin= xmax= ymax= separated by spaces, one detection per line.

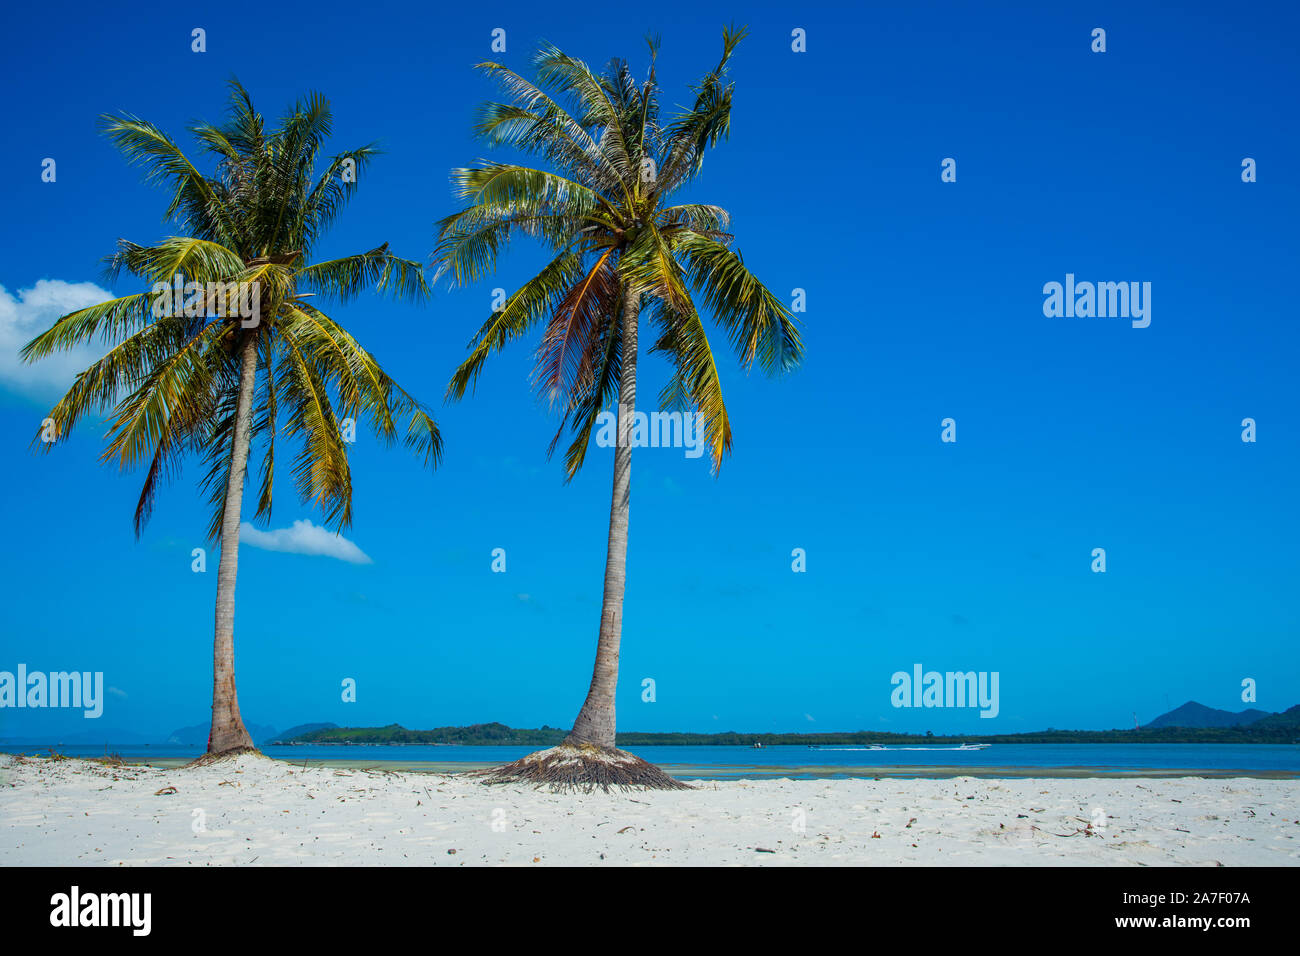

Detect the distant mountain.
xmin=1143 ymin=701 xmax=1272 ymax=729
xmin=266 ymin=722 xmax=337 ymax=744
xmin=163 ymin=722 xmax=278 ymax=747
xmin=1250 ymin=704 xmax=1300 ymax=729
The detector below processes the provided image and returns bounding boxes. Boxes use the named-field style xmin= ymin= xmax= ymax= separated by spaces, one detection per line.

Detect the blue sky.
xmin=1 ymin=0 xmax=1297 ymax=741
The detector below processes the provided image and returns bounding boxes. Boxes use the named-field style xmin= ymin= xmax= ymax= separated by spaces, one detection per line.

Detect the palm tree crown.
xmin=24 ymin=80 xmax=441 ymax=539
xmin=436 ymin=26 xmax=802 ymax=477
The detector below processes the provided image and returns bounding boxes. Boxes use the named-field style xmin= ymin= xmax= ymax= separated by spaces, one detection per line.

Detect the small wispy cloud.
xmin=0 ymin=280 xmax=113 ymax=399
xmin=240 ymin=519 xmax=372 ymax=564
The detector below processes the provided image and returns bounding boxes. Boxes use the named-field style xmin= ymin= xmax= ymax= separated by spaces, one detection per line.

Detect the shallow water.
xmin=4 ymin=742 xmax=1298 ymax=779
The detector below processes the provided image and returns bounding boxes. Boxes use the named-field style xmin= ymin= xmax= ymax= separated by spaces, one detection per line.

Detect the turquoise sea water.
xmin=3 ymin=743 xmax=1298 ymax=779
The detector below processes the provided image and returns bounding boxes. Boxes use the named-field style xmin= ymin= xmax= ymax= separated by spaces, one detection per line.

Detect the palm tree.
xmin=435 ymin=27 xmax=802 ymax=788
xmin=23 ymin=81 xmax=442 ymax=758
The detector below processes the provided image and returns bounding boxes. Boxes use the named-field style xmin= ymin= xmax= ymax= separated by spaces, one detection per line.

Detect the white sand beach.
xmin=1 ymin=754 xmax=1296 ymax=866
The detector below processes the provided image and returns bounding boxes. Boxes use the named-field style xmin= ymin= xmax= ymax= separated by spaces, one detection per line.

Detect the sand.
xmin=1 ymin=753 xmax=1296 ymax=866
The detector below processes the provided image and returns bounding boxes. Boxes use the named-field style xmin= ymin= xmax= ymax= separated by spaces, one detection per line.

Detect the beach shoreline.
xmin=3 ymin=753 xmax=1296 ymax=866
xmin=8 ymin=755 xmax=1299 ymax=780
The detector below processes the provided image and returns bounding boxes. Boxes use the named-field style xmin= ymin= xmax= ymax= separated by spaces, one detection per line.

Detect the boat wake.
xmin=808 ymin=744 xmax=992 ymax=752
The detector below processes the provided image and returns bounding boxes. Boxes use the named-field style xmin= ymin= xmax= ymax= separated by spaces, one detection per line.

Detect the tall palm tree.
xmin=23 ymin=82 xmax=442 ymax=758
xmin=435 ymin=27 xmax=802 ymax=788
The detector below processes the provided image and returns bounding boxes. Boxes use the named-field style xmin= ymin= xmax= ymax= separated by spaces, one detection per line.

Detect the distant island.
xmin=9 ymin=703 xmax=1293 ymax=750
xmin=1143 ymin=701 xmax=1273 ymax=729
xmin=270 ymin=702 xmax=1300 ymax=746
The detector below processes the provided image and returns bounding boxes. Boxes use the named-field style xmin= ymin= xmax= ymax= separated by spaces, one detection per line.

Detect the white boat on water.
xmin=956 ymin=743 xmax=991 ymax=750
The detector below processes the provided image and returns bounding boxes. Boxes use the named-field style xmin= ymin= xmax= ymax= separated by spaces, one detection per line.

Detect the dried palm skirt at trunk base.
xmin=475 ymin=744 xmax=691 ymax=792
xmin=186 ymin=746 xmax=262 ymax=768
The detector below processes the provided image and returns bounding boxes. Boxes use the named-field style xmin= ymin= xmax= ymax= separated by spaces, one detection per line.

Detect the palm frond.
xmin=673 ymin=231 xmax=803 ymax=374
xmin=445 ymin=249 xmax=587 ymax=400
xmin=297 ymin=245 xmax=429 ymax=303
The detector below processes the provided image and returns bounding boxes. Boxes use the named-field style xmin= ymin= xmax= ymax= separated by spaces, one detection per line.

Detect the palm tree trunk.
xmin=565 ymin=286 xmax=640 ymax=749
xmin=207 ymin=329 xmax=259 ymax=754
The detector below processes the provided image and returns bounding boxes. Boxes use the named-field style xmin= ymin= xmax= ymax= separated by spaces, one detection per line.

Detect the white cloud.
xmin=0 ymin=280 xmax=114 ymax=399
xmin=239 ymin=519 xmax=373 ymax=564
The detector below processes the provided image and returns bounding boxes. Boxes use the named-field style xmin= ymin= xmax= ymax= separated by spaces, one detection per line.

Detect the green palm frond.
xmin=99 ymin=114 xmax=230 ymax=237
xmin=275 ymin=322 xmax=353 ymax=528
xmin=298 ymin=245 xmax=430 ymax=303
xmin=532 ymin=44 xmax=636 ymax=188
xmin=20 ymin=293 xmax=157 ymax=364
xmin=618 ymin=222 xmax=692 ymax=313
xmin=474 ymin=62 xmax=608 ymax=161
xmin=658 ymin=203 xmax=731 ymax=238
xmin=302 ymin=145 xmax=380 ymax=241
xmin=672 ymin=231 xmax=801 ymax=374
xmin=278 ymin=301 xmax=443 ymax=467
xmin=658 ymin=24 xmax=748 ymax=191
xmin=105 ymin=237 xmax=248 ymax=286
xmin=31 ymin=312 xmax=208 ymax=448
xmin=446 ymin=249 xmax=588 ymax=400
xmin=647 ymin=296 xmax=732 ymax=469
xmin=251 ymin=333 xmax=279 ymax=524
